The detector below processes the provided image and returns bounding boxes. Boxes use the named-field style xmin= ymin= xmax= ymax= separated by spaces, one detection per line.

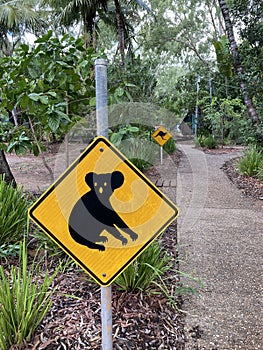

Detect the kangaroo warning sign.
xmin=29 ymin=136 xmax=179 ymax=286
xmin=152 ymin=125 xmax=172 ymax=146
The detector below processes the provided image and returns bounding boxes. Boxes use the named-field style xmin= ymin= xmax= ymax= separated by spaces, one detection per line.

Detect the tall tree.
xmin=43 ymin=0 xmax=151 ymax=66
xmin=41 ymin=0 xmax=108 ymax=48
xmin=0 ymin=0 xmax=42 ymax=183
xmin=218 ymin=0 xmax=262 ymax=142
xmin=0 ymin=0 xmax=41 ymax=55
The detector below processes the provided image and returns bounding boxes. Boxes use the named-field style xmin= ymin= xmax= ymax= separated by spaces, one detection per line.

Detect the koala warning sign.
xmin=29 ymin=136 xmax=179 ymax=286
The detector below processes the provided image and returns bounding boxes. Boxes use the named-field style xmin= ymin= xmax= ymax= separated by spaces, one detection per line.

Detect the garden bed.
xmin=4 ymin=147 xmax=186 ymax=350
xmin=221 ymin=156 xmax=263 ymax=200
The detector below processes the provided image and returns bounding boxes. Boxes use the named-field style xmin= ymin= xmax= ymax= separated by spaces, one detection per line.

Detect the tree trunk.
xmin=218 ymin=0 xmax=263 ymax=142
xmin=82 ymin=11 xmax=95 ymax=49
xmin=0 ymin=150 xmax=16 ymax=185
xmin=114 ymin=0 xmax=126 ymax=69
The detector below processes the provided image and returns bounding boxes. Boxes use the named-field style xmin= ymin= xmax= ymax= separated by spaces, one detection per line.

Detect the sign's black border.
xmin=28 ymin=136 xmax=179 ymax=286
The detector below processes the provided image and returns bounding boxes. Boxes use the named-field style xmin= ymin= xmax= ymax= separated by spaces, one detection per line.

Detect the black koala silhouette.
xmin=155 ymin=130 xmax=167 ymax=140
xmin=68 ymin=171 xmax=138 ymax=251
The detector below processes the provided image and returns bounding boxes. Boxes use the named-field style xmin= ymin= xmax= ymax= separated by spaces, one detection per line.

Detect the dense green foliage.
xmin=163 ymin=137 xmax=176 ymax=154
xmin=109 ymin=123 xmax=159 ymax=171
xmin=0 ymin=31 xmax=99 ymax=147
xmin=1 ymin=0 xmax=263 ymax=156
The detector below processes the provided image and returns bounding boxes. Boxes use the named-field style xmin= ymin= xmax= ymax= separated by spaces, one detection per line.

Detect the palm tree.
xmin=41 ymin=0 xmax=108 ymax=48
xmin=0 ymin=0 xmax=41 ymax=55
xmin=43 ymin=0 xmax=152 ymax=65
xmin=99 ymin=0 xmax=152 ymax=67
xmin=218 ymin=0 xmax=262 ymax=143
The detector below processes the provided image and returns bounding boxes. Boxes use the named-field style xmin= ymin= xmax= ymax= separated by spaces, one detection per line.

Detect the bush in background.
xmin=238 ymin=145 xmax=263 ymax=177
xmin=163 ymin=137 xmax=176 ymax=154
xmin=195 ymin=134 xmax=218 ymax=149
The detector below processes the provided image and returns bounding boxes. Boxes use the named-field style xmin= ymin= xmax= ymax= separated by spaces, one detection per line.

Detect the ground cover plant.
xmin=114 ymin=240 xmax=173 ymax=293
xmin=257 ymin=164 xmax=263 ymax=180
xmin=0 ymin=176 xmax=29 ymax=245
xmin=195 ymin=134 xmax=218 ymax=149
xmin=0 ymin=241 xmax=60 ymax=350
xmin=163 ymin=137 xmax=177 ymax=154
xmin=238 ymin=145 xmax=263 ymax=177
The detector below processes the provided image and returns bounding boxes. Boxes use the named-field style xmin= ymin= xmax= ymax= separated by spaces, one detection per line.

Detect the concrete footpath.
xmin=176 ymin=141 xmax=263 ymax=350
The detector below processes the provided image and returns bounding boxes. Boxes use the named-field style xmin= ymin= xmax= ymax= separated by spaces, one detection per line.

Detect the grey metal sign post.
xmin=95 ymin=58 xmax=113 ymax=350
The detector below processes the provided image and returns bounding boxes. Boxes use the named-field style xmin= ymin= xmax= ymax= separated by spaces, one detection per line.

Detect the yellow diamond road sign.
xmin=152 ymin=125 xmax=172 ymax=146
xmin=29 ymin=136 xmax=179 ymax=286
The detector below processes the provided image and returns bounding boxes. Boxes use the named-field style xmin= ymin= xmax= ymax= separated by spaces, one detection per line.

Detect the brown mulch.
xmin=21 ymin=222 xmax=185 ymax=350
xmin=221 ymin=156 xmax=263 ymax=200
xmin=201 ymin=145 xmax=245 ymax=155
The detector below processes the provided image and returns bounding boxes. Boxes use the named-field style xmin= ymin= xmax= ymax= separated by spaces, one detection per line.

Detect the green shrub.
xmin=238 ymin=145 xmax=263 ymax=177
xmin=129 ymin=157 xmax=151 ymax=172
xmin=195 ymin=135 xmax=204 ymax=147
xmin=114 ymin=240 xmax=203 ymax=308
xmin=119 ymin=139 xmax=158 ymax=172
xmin=0 ymin=176 xmax=29 ymax=245
xmin=0 ymin=242 xmax=60 ymax=349
xmin=204 ymin=134 xmax=218 ymax=149
xmin=163 ymin=137 xmax=176 ymax=154
xmin=195 ymin=134 xmax=217 ymax=149
xmin=114 ymin=240 xmax=172 ymax=293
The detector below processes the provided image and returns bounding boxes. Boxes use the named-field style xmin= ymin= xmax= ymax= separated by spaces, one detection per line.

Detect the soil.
xmin=6 ymin=143 xmax=61 ymax=194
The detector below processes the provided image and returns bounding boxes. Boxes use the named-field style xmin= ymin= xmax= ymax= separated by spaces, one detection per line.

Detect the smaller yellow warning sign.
xmin=152 ymin=125 xmax=172 ymax=146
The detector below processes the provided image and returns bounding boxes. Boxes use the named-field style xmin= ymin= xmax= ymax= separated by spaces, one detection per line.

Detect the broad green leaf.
xmin=57 ymin=61 xmax=72 ymax=68
xmin=28 ymin=93 xmax=40 ymax=102
xmin=27 ymin=67 xmax=38 ymax=79
xmin=19 ymin=95 xmax=30 ymax=110
xmin=89 ymin=97 xmax=96 ymax=106
xmin=39 ymin=95 xmax=49 ymax=105
xmin=129 ymin=126 xmax=139 ymax=132
xmin=47 ymin=91 xmax=57 ymax=97
xmin=115 ymin=87 xmax=124 ymax=97
xmin=55 ymin=110 xmax=71 ymax=121
xmin=110 ymin=132 xmax=122 ymax=146
xmin=48 ymin=114 xmax=60 ymax=132
xmin=34 ymin=30 xmax=53 ymax=43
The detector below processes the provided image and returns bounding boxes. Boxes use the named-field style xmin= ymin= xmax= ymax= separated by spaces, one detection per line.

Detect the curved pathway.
xmin=177 ymin=140 xmax=262 ymax=350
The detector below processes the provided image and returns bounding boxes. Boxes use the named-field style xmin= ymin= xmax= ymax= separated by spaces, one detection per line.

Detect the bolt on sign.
xmin=29 ymin=136 xmax=179 ymax=286
xmin=152 ymin=125 xmax=172 ymax=147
